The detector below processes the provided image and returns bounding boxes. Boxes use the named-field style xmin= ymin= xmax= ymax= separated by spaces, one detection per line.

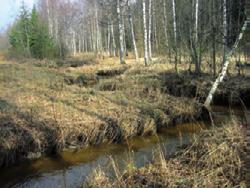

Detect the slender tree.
xmin=148 ymin=0 xmax=152 ymax=59
xmin=223 ymin=0 xmax=228 ymax=64
xmin=128 ymin=3 xmax=139 ymax=61
xmin=143 ymin=0 xmax=149 ymax=65
xmin=117 ymin=0 xmax=125 ymax=64
xmin=172 ymin=0 xmax=178 ymax=73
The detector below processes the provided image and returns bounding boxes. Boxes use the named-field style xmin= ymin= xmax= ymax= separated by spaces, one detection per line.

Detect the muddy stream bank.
xmin=0 ymin=105 xmax=246 ymax=188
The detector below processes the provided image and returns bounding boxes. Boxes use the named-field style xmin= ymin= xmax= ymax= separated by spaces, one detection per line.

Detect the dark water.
xmin=0 ymin=106 xmax=245 ymax=188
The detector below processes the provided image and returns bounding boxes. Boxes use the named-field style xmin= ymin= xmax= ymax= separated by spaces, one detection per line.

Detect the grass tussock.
xmin=0 ymin=56 xmax=208 ymax=167
xmin=85 ymin=119 xmax=246 ymax=188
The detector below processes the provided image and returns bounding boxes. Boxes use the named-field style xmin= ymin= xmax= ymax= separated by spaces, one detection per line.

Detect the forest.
xmin=0 ymin=0 xmax=249 ymax=187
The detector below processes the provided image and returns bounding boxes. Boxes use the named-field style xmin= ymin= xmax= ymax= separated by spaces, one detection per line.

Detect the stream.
xmin=0 ymin=106 xmax=246 ymax=188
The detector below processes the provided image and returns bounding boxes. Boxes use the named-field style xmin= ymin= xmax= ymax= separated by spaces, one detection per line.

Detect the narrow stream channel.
xmin=0 ymin=106 xmax=245 ymax=188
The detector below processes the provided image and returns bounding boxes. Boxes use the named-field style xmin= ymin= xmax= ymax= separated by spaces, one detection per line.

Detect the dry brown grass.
xmin=0 ymin=51 xmax=8 ymax=61
xmin=85 ymin=119 xmax=246 ymax=188
xmin=0 ymin=55 xmax=208 ymax=167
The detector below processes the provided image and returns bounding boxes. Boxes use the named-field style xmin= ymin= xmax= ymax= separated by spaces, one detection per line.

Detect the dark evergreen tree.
xmin=9 ymin=3 xmax=58 ymax=59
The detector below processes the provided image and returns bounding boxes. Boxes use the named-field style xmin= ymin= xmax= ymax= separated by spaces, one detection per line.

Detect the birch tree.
xmin=163 ymin=0 xmax=169 ymax=52
xmin=148 ymin=0 xmax=152 ymax=59
xmin=95 ymin=0 xmax=101 ymax=54
xmin=143 ymin=0 xmax=149 ymax=65
xmin=107 ymin=20 xmax=110 ymax=56
xmin=194 ymin=0 xmax=200 ymax=74
xmin=195 ymin=0 xmax=199 ymax=42
xmin=211 ymin=0 xmax=217 ymax=76
xmin=153 ymin=0 xmax=158 ymax=52
xmin=46 ymin=0 xmax=53 ymax=36
xmin=223 ymin=0 xmax=228 ymax=64
xmin=117 ymin=0 xmax=125 ymax=64
xmin=128 ymin=3 xmax=139 ymax=61
xmin=172 ymin=0 xmax=178 ymax=73
xmin=21 ymin=0 xmax=244 ymax=65
xmin=111 ymin=21 xmax=116 ymax=57
xmin=204 ymin=21 xmax=246 ymax=108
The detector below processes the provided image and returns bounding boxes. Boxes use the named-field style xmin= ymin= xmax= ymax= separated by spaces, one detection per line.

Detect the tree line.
xmin=9 ymin=3 xmax=58 ymax=59
xmin=8 ymin=0 xmax=245 ymax=74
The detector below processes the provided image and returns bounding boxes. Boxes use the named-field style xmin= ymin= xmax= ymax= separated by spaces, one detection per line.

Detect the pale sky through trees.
xmin=0 ymin=0 xmax=36 ymax=31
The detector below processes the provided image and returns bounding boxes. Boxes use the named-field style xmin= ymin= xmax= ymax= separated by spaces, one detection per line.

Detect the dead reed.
xmin=85 ymin=119 xmax=246 ymax=187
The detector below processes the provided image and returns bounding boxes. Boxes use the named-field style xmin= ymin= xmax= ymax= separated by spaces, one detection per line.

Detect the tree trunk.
xmin=172 ymin=0 xmax=177 ymax=46
xmin=107 ymin=21 xmax=111 ymax=56
xmin=111 ymin=22 xmax=116 ymax=57
xmin=91 ymin=19 xmax=95 ymax=52
xmin=172 ymin=0 xmax=178 ymax=73
xmin=95 ymin=1 xmax=100 ymax=54
xmin=148 ymin=0 xmax=152 ymax=59
xmin=46 ymin=0 xmax=53 ymax=36
xmin=122 ymin=15 xmax=126 ymax=57
xmin=117 ymin=0 xmax=125 ymax=64
xmin=211 ymin=0 xmax=216 ymax=77
xmin=129 ymin=7 xmax=139 ymax=61
xmin=143 ymin=0 xmax=149 ymax=66
xmin=78 ymin=34 xmax=81 ymax=53
xmin=153 ymin=0 xmax=158 ymax=53
xmin=163 ymin=0 xmax=169 ymax=52
xmin=223 ymin=0 xmax=228 ymax=64
xmin=195 ymin=0 xmax=199 ymax=43
xmin=194 ymin=0 xmax=200 ymax=74
xmin=204 ymin=22 xmax=246 ymax=108
xmin=72 ymin=30 xmax=76 ymax=56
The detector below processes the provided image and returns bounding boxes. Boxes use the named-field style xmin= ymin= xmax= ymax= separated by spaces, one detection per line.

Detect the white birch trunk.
xmin=107 ymin=21 xmax=111 ymax=56
xmin=91 ymin=19 xmax=96 ymax=52
xmin=46 ymin=0 xmax=53 ymax=36
xmin=117 ymin=0 xmax=125 ymax=64
xmin=129 ymin=7 xmax=139 ymax=61
xmin=195 ymin=0 xmax=199 ymax=43
xmin=72 ymin=30 xmax=76 ymax=56
xmin=54 ymin=15 xmax=58 ymax=41
xmin=204 ymin=22 xmax=246 ymax=108
xmin=163 ymin=0 xmax=169 ymax=49
xmin=153 ymin=0 xmax=158 ymax=51
xmin=78 ymin=34 xmax=81 ymax=53
xmin=172 ymin=0 xmax=178 ymax=72
xmin=148 ymin=0 xmax=152 ymax=59
xmin=85 ymin=32 xmax=88 ymax=52
xmin=82 ymin=34 xmax=85 ymax=52
xmin=95 ymin=1 xmax=100 ymax=53
xmin=223 ymin=0 xmax=228 ymax=62
xmin=111 ymin=22 xmax=116 ymax=57
xmin=122 ymin=15 xmax=126 ymax=56
xmin=143 ymin=0 xmax=149 ymax=65
xmin=172 ymin=0 xmax=177 ymax=46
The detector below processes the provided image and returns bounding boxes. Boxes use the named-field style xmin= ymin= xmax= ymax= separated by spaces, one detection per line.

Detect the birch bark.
xmin=148 ymin=0 xmax=152 ymax=59
xmin=204 ymin=22 xmax=246 ymax=108
xmin=117 ymin=0 xmax=125 ymax=64
xmin=195 ymin=0 xmax=199 ymax=43
xmin=143 ymin=0 xmax=149 ymax=65
xmin=172 ymin=0 xmax=178 ymax=73
xmin=163 ymin=0 xmax=169 ymax=50
xmin=223 ymin=0 xmax=228 ymax=63
xmin=129 ymin=6 xmax=139 ymax=61
xmin=111 ymin=22 xmax=116 ymax=57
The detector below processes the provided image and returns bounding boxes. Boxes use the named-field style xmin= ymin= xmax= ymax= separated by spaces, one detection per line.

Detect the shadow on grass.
xmin=59 ymin=99 xmax=123 ymax=144
xmin=0 ymin=98 xmax=62 ymax=167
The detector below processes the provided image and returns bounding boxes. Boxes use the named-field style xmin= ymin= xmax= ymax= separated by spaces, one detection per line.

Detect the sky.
xmin=0 ymin=0 xmax=36 ymax=32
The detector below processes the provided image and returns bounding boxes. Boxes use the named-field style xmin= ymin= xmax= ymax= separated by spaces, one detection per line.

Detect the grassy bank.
xmin=85 ymin=119 xmax=246 ymax=187
xmin=0 ymin=57 xmax=207 ymax=167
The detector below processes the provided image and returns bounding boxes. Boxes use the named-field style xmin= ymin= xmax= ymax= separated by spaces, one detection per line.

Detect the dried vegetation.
xmin=0 ymin=54 xmax=237 ymax=167
xmin=85 ymin=119 xmax=246 ymax=187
